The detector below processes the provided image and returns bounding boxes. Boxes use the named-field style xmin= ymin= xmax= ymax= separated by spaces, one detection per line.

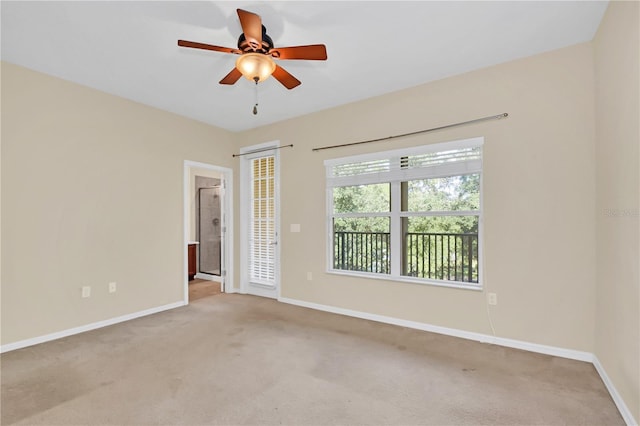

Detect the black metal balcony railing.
xmin=334 ymin=231 xmax=479 ymax=283
xmin=334 ymin=231 xmax=391 ymax=274
xmin=405 ymin=232 xmax=478 ymax=282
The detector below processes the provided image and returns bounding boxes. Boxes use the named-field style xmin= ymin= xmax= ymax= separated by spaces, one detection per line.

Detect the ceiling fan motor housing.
xmin=238 ymin=25 xmax=274 ymax=54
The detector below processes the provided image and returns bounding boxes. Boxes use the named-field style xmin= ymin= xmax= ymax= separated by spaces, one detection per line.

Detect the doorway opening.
xmin=240 ymin=142 xmax=280 ymax=299
xmin=184 ymin=161 xmax=234 ymax=304
xmin=197 ymin=183 xmax=222 ymax=276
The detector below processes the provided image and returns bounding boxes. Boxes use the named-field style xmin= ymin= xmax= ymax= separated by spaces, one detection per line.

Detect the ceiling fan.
xmin=177 ymin=8 xmax=327 ymax=90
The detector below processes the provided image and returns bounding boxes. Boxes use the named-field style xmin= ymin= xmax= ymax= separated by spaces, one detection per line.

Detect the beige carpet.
xmin=1 ymin=294 xmax=623 ymax=425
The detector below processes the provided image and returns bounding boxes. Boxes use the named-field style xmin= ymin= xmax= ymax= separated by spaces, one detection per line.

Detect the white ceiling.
xmin=1 ymin=1 xmax=608 ymax=132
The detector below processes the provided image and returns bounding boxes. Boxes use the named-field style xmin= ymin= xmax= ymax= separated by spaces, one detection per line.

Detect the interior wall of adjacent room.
xmin=0 ymin=62 xmax=235 ymax=345
xmin=189 ymin=167 xmax=222 ymax=242
xmin=235 ymin=42 xmax=597 ymax=352
xmin=593 ymin=1 xmax=640 ymax=422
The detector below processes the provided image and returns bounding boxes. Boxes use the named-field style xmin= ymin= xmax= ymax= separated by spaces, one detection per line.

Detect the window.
xmin=326 ymin=137 xmax=483 ymax=289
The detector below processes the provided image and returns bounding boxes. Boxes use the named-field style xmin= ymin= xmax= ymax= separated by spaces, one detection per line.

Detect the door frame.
xmin=239 ymin=141 xmax=281 ymax=299
xmin=183 ymin=160 xmax=234 ymax=304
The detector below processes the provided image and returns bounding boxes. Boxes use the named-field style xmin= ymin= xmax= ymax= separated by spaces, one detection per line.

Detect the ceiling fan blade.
xmin=272 ymin=65 xmax=301 ymax=90
xmin=219 ymin=67 xmax=243 ymax=85
xmin=178 ymin=40 xmax=241 ymax=55
xmin=269 ymin=45 xmax=327 ymax=60
xmin=237 ymin=9 xmax=263 ymax=50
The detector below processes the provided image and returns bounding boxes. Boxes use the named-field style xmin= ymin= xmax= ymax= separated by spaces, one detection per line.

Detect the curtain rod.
xmin=232 ymin=144 xmax=294 ymax=158
xmin=312 ymin=113 xmax=509 ymax=152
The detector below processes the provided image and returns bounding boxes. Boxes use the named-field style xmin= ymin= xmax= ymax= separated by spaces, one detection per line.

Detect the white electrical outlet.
xmin=487 ymin=292 xmax=497 ymax=305
xmin=108 ymin=282 xmax=117 ymax=293
xmin=306 ymin=272 xmax=313 ymax=281
xmin=81 ymin=286 xmax=91 ymax=298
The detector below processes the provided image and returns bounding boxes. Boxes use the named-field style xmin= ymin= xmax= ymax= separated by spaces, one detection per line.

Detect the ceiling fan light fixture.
xmin=236 ymin=53 xmax=276 ymax=83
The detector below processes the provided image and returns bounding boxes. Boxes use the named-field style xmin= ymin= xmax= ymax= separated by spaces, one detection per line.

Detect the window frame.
xmin=325 ymin=137 xmax=484 ymax=291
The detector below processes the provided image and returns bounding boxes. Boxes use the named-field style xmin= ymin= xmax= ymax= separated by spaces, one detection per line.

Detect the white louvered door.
xmin=250 ymin=155 xmax=276 ymax=285
xmin=242 ymin=148 xmax=279 ymax=298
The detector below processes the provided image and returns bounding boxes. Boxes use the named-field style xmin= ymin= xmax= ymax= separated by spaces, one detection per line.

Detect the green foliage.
xmin=334 ymin=217 xmax=389 ymax=233
xmin=333 ymin=174 xmax=479 ymax=233
xmin=333 ymin=183 xmax=390 ymax=232
xmin=333 ymin=183 xmax=390 ymax=213
xmin=405 ymin=216 xmax=478 ymax=234
xmin=406 ymin=174 xmax=479 ymax=234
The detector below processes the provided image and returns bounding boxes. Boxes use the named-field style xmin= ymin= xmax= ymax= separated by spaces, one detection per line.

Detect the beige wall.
xmin=1 ymin=62 xmax=235 ymax=344
xmin=593 ymin=1 xmax=640 ymax=422
xmin=236 ymin=42 xmax=597 ymax=352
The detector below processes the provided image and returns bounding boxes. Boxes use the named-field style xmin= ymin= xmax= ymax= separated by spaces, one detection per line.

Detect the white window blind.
xmin=326 ymin=137 xmax=483 ymax=187
xmin=332 ymin=158 xmax=391 ymax=177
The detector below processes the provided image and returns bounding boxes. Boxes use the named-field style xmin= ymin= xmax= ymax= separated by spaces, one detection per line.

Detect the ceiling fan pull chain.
xmin=253 ymin=78 xmax=259 ymax=115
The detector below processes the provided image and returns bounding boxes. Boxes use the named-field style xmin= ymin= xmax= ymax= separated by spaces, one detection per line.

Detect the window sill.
xmin=326 ymin=269 xmax=483 ymax=291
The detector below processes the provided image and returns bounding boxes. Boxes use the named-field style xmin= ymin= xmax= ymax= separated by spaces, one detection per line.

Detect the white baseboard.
xmin=0 ymin=301 xmax=186 ymax=354
xmin=593 ymin=356 xmax=638 ymax=426
xmin=194 ymin=273 xmax=222 ymax=283
xmin=278 ymin=297 xmax=592 ymax=362
xmin=490 ymin=334 xmax=592 ymax=362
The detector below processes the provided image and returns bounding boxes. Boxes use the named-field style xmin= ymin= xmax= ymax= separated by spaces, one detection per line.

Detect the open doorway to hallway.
xmin=184 ymin=161 xmax=234 ymax=303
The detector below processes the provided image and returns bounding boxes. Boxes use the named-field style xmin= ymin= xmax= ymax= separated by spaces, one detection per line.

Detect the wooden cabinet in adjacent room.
xmin=188 ymin=243 xmax=197 ymax=281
